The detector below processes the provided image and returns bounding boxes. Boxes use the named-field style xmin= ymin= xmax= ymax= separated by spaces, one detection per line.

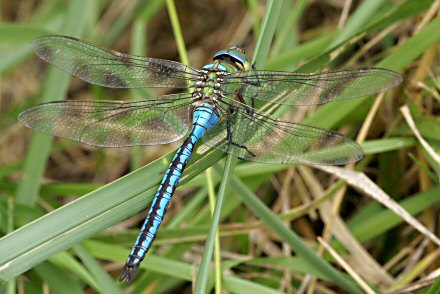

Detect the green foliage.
xmin=1 ymin=0 xmax=440 ymax=293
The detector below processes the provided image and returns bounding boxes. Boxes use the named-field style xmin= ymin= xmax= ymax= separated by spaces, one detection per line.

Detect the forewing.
xmin=32 ymin=35 xmax=199 ymax=88
xmin=19 ymin=94 xmax=192 ymax=147
xmin=201 ymin=105 xmax=363 ymax=165
xmin=222 ymin=68 xmax=402 ymax=106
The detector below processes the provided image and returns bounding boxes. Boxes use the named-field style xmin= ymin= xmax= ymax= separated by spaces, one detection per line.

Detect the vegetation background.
xmin=1 ymin=0 xmax=440 ymax=293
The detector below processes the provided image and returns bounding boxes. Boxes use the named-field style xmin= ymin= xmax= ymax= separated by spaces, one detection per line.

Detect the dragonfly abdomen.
xmin=120 ymin=103 xmax=220 ymax=283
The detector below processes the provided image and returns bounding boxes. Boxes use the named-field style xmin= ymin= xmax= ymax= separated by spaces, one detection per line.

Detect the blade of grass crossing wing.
xmin=194 ymin=1 xmax=283 ymax=293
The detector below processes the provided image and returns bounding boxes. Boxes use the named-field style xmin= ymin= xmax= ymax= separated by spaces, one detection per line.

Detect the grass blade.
xmin=193 ymin=0 xmax=283 ymax=292
xmin=194 ymin=156 xmax=235 ymax=294
xmin=230 ymin=175 xmax=361 ymax=293
xmin=0 ymin=149 xmax=224 ymax=281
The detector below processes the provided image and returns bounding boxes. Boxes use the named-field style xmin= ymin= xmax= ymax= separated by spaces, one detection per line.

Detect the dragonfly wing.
xmin=32 ymin=35 xmax=199 ymax=88
xmin=222 ymin=68 xmax=402 ymax=106
xmin=201 ymin=104 xmax=362 ymax=165
xmin=19 ymin=94 xmax=192 ymax=147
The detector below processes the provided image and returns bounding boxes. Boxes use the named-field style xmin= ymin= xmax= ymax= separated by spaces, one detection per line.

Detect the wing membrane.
xmin=222 ymin=68 xmax=402 ymax=106
xmin=202 ymin=103 xmax=362 ymax=165
xmin=19 ymin=94 xmax=192 ymax=147
xmin=32 ymin=35 xmax=199 ymax=88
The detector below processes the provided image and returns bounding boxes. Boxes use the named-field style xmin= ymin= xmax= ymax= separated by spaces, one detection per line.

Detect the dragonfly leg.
xmin=249 ymin=64 xmax=261 ymax=112
xmin=226 ymin=108 xmax=256 ymax=158
xmin=231 ymin=141 xmax=256 ymax=158
xmin=234 ymin=86 xmax=253 ymax=116
xmin=236 ymin=63 xmax=260 ymax=116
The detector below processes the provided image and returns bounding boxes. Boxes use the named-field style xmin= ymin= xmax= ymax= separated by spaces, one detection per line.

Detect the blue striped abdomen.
xmin=120 ymin=103 xmax=220 ymax=282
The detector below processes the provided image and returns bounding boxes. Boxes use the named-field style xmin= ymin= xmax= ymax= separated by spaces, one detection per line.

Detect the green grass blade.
xmin=380 ymin=15 xmax=440 ymax=70
xmin=251 ymin=0 xmax=283 ymax=68
xmin=223 ymin=275 xmax=284 ymax=294
xmin=206 ymin=168 xmax=222 ymax=294
xmin=0 ymin=15 xmax=64 ymax=75
xmin=130 ymin=15 xmax=149 ymax=170
xmin=5 ymin=198 xmax=15 ymax=293
xmin=193 ymin=1 xmax=283 ymax=292
xmin=271 ymin=0 xmax=307 ymax=56
xmin=266 ymin=34 xmax=333 ymax=70
xmin=166 ymin=0 xmax=189 ymax=65
xmin=33 ymin=262 xmax=83 ymax=294
xmin=427 ymin=275 xmax=440 ymax=294
xmin=102 ymin=1 xmax=164 ymax=46
xmin=0 ymin=24 xmax=52 ymax=44
xmin=362 ymin=137 xmax=417 ymax=154
xmin=0 ymin=149 xmax=224 ymax=281
xmin=230 ymin=176 xmax=361 ymax=293
xmin=329 ymin=0 xmax=388 ymax=48
xmin=49 ymin=251 xmax=98 ymax=289
xmin=349 ymin=187 xmax=440 ymax=242
xmin=194 ymin=156 xmax=235 ymax=294
xmin=74 ymin=245 xmax=122 ymax=294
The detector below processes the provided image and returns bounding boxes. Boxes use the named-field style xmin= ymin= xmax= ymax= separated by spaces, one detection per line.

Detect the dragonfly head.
xmin=213 ymin=45 xmax=250 ymax=71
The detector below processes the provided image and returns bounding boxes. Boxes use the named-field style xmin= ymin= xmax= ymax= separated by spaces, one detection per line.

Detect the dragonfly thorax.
xmin=191 ymin=68 xmax=226 ymax=103
xmin=195 ymin=50 xmax=249 ymax=104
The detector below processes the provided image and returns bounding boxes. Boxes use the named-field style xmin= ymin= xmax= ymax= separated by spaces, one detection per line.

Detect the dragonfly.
xmin=19 ymin=35 xmax=402 ymax=283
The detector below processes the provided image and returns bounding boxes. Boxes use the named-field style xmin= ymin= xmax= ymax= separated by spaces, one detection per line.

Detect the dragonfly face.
xmin=19 ymin=35 xmax=402 ymax=283
xmin=212 ymin=45 xmax=251 ymax=71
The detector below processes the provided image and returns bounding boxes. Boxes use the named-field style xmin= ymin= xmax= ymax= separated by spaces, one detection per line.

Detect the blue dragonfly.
xmin=19 ymin=35 xmax=402 ymax=283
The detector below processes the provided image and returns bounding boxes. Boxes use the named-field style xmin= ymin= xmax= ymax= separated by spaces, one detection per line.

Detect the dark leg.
xmin=226 ymin=108 xmax=256 ymax=158
xmin=235 ymin=87 xmax=253 ymax=116
xmin=250 ymin=63 xmax=261 ymax=112
xmin=237 ymin=63 xmax=260 ymax=116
